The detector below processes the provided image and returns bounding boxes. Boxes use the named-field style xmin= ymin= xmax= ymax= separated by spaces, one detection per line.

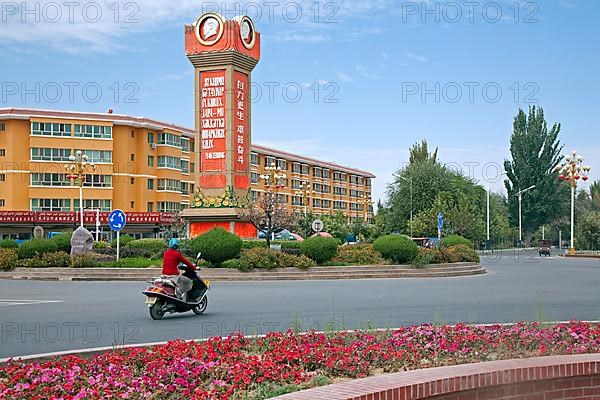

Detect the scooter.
xmin=142 ymin=252 xmax=210 ymax=320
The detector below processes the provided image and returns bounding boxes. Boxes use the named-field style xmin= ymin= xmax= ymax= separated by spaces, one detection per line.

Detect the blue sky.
xmin=1 ymin=0 xmax=598 ymax=202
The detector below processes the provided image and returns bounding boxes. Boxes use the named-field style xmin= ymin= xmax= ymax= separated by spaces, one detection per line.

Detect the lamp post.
xmin=359 ymin=193 xmax=373 ymax=223
xmin=515 ymin=185 xmax=536 ymax=247
xmin=260 ymin=161 xmax=287 ymax=242
xmin=400 ymin=176 xmax=413 ymax=238
xmin=557 ymin=150 xmax=591 ymax=256
xmin=294 ymin=180 xmax=311 ymax=215
xmin=64 ymin=150 xmax=96 ymax=228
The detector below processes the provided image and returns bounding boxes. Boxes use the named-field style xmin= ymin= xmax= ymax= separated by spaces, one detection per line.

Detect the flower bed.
xmin=2 ymin=322 xmax=600 ymax=399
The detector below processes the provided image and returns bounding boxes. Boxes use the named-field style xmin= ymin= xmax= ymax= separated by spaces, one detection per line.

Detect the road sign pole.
xmin=116 ymin=231 xmax=120 ymax=261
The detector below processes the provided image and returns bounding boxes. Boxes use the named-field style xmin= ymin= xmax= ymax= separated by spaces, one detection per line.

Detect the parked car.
xmin=538 ymin=239 xmax=552 ymax=257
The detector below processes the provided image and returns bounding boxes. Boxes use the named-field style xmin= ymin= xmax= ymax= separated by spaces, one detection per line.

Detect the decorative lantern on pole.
xmin=294 ymin=181 xmax=312 ymax=215
xmin=557 ymin=150 xmax=591 ymax=255
xmin=359 ymin=193 xmax=373 ymax=222
xmin=261 ymin=161 xmax=287 ymax=199
xmin=64 ymin=151 xmax=96 ymax=228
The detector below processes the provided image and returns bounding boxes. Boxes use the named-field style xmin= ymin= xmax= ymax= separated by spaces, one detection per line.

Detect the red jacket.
xmin=162 ymin=248 xmax=195 ymax=275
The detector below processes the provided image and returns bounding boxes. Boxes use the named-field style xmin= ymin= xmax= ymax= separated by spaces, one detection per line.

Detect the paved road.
xmin=0 ymin=253 xmax=599 ymax=358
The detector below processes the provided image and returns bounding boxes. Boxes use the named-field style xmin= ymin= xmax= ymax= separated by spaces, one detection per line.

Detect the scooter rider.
xmin=162 ymin=238 xmax=196 ymax=300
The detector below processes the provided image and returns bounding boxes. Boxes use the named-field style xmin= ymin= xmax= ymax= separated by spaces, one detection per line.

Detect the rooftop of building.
xmin=0 ymin=107 xmax=375 ymax=178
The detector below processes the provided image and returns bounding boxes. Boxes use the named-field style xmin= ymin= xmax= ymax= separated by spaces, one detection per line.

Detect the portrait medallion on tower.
xmin=237 ymin=16 xmax=256 ymax=49
xmin=194 ymin=13 xmax=224 ymax=46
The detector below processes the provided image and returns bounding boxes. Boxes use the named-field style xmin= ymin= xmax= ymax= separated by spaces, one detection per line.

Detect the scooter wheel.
xmin=193 ymin=296 xmax=208 ymax=315
xmin=149 ymin=299 xmax=166 ymax=320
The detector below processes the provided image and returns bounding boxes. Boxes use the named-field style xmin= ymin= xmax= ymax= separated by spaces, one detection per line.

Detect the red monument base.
xmin=182 ymin=208 xmax=257 ymax=239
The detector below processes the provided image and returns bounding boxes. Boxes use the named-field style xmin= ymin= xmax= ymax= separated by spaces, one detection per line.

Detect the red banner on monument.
xmin=200 ymin=69 xmax=227 ymax=188
xmin=0 ymin=212 xmax=175 ymax=225
xmin=233 ymin=71 xmax=249 ymax=188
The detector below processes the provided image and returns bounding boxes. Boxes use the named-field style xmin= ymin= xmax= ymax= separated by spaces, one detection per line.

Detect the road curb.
xmin=0 ymin=263 xmax=486 ymax=282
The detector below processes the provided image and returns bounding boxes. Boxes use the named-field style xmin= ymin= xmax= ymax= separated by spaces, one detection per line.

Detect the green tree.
xmin=577 ymin=211 xmax=600 ymax=250
xmin=590 ymin=181 xmax=600 ymax=210
xmin=504 ymin=107 xmax=568 ymax=243
xmin=409 ymin=140 xmax=438 ymax=164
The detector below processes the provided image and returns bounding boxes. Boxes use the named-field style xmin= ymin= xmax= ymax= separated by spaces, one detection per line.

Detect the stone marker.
xmin=70 ymin=227 xmax=94 ymax=256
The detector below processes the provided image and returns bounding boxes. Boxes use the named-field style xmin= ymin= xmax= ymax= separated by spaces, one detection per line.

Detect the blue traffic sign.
xmin=437 ymin=212 xmax=444 ymax=232
xmin=108 ymin=209 xmax=127 ymax=231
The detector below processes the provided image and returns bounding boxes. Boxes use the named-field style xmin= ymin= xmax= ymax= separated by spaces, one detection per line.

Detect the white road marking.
xmin=0 ymin=299 xmax=63 ymax=307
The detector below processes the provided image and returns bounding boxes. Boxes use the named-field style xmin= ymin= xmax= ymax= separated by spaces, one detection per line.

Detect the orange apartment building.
xmin=0 ymin=108 xmax=374 ymax=239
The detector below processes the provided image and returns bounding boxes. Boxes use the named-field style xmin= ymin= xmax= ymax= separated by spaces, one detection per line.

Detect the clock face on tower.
xmin=195 ymin=13 xmax=224 ymax=46
xmin=239 ymin=16 xmax=256 ymax=49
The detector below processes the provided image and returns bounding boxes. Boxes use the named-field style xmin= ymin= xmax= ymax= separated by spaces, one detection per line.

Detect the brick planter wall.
xmin=274 ymin=354 xmax=600 ymax=400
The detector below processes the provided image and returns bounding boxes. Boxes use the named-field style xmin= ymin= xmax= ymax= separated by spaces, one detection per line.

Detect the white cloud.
xmin=335 ymin=70 xmax=355 ymax=83
xmin=355 ymin=65 xmax=382 ymax=80
xmin=404 ymin=52 xmax=429 ymax=63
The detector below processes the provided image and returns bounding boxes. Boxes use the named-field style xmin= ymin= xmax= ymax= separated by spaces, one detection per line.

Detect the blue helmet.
xmin=169 ymin=238 xmax=180 ymax=249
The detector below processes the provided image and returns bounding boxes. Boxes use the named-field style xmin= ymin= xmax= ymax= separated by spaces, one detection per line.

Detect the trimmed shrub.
xmin=93 ymin=241 xmax=110 ymax=249
xmin=441 ymin=235 xmax=473 ymax=249
xmin=442 ymin=244 xmax=480 ymax=263
xmin=127 ymin=239 xmax=166 ymax=255
xmin=111 ymin=235 xmax=134 ymax=248
xmin=70 ymin=254 xmax=99 ymax=268
xmin=221 ymin=258 xmax=251 ymax=271
xmin=22 ymin=251 xmax=71 ymax=268
xmin=242 ymin=240 xmax=267 ymax=250
xmin=332 ymin=244 xmax=386 ymax=265
xmin=0 ymin=239 xmax=19 ymax=249
xmin=301 ymin=237 xmax=339 ymax=264
xmin=239 ymin=248 xmax=316 ymax=270
xmin=119 ymin=247 xmax=152 ymax=259
xmin=373 ymin=235 xmax=418 ymax=264
xmin=0 ymin=248 xmax=18 ymax=270
xmin=416 ymin=247 xmax=444 ymax=264
xmin=50 ymin=233 xmax=72 ymax=253
xmin=280 ymin=241 xmax=302 ymax=249
xmin=18 ymin=239 xmax=58 ymax=259
xmin=240 ymin=247 xmax=281 ymax=270
xmin=105 ymin=257 xmax=159 ymax=268
xmin=192 ymin=228 xmax=243 ymax=266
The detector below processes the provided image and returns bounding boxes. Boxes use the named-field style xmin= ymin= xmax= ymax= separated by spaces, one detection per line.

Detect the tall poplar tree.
xmin=503 ymin=107 xmax=568 ymax=242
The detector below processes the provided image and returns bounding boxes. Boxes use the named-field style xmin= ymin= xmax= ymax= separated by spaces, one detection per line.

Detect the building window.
xmin=334 ymin=171 xmax=347 ymax=182
xmin=251 ymin=153 xmax=259 ymax=166
xmin=312 ymin=198 xmax=322 ymax=208
xmin=181 ymin=159 xmax=189 ymax=174
xmin=251 ymin=172 xmax=258 ymax=184
xmin=130 ymin=177 xmax=135 ymax=185
xmin=0 ymin=199 xmax=4 ymax=207
xmin=251 ymin=190 xmax=259 ymax=201
xmin=277 ymin=159 xmax=286 ymax=171
xmin=74 ymin=124 xmax=112 ymax=139
xmin=148 ymin=155 xmax=154 ymax=167
xmin=130 ymin=201 xmax=135 ymax=209
xmin=147 ymin=202 xmax=154 ymax=212
xmin=84 ymin=175 xmax=112 ymax=188
xmin=334 ymin=201 xmax=347 ymax=210
xmin=190 ymin=163 xmax=195 ymax=173
xmin=265 ymin=156 xmax=275 ymax=168
xmin=301 ymin=164 xmax=309 ymax=175
xmin=0 ymin=149 xmax=5 ymax=157
xmin=158 ymin=156 xmax=181 ymax=170
xmin=158 ymin=201 xmax=182 ymax=213
xmin=158 ymin=132 xmax=181 ymax=147
xmin=313 ymin=167 xmax=322 ymax=178
xmin=73 ymin=199 xmax=111 ymax=212
xmin=147 ymin=132 xmax=154 ymax=143
xmin=31 ymin=122 xmax=72 ymax=137
xmin=31 ymin=198 xmax=71 ymax=211
xmin=181 ymin=182 xmax=190 ymax=195
xmin=30 ymin=148 xmax=71 ymax=162
xmin=158 ymin=179 xmax=181 ymax=192
xmin=130 ymin=154 xmax=135 ymax=161
xmin=131 ymin=131 xmax=135 ymax=138
xmin=147 ymin=179 xmax=154 ymax=190
xmin=0 ymin=174 xmax=5 ymax=182
xmin=0 ymin=123 xmax=5 ymax=132
xmin=190 ymin=140 xmax=195 ymax=152
xmin=31 ymin=173 xmax=70 ymax=187
xmin=322 ymin=169 xmax=330 ymax=179
xmin=77 ymin=150 xmax=112 ymax=164
xmin=181 ymin=137 xmax=190 ymax=152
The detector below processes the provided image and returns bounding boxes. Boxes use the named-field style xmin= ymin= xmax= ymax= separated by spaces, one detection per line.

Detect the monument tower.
xmin=182 ymin=13 xmax=261 ymax=238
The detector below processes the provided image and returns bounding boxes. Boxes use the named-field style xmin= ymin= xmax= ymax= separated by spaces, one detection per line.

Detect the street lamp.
xmin=359 ymin=193 xmax=373 ymax=223
xmin=515 ymin=184 xmax=536 ymax=247
xmin=64 ymin=150 xmax=96 ymax=228
xmin=294 ymin=180 xmax=311 ymax=215
xmin=399 ymin=176 xmax=413 ymax=238
xmin=557 ymin=150 xmax=591 ymax=255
